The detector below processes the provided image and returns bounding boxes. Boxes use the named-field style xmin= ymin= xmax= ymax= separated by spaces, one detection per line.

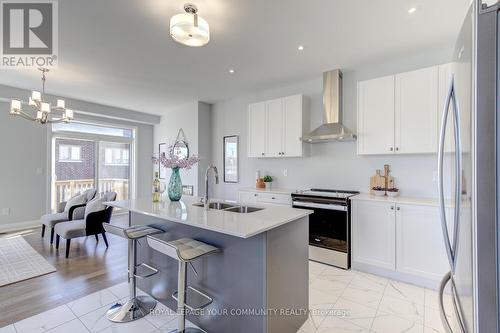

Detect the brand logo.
xmin=1 ymin=1 xmax=58 ymax=68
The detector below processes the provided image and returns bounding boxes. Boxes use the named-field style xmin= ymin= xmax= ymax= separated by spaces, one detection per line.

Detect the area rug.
xmin=0 ymin=235 xmax=56 ymax=287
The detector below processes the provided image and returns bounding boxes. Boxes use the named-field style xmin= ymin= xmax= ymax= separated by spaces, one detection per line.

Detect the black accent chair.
xmin=54 ymin=192 xmax=117 ymax=258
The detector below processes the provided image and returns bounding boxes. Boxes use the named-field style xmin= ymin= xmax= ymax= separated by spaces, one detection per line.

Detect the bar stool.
xmin=147 ymin=236 xmax=220 ymax=333
xmin=103 ymin=224 xmax=164 ymax=322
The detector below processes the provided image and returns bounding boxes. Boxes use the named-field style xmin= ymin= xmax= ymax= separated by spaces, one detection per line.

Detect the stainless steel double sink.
xmin=192 ymin=202 xmax=263 ymax=213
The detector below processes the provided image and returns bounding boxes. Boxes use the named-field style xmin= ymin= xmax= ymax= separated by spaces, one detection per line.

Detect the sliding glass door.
xmin=51 ymin=121 xmax=135 ymax=210
xmin=98 ymin=141 xmax=130 ymax=201
xmin=53 ymin=137 xmax=96 ymax=207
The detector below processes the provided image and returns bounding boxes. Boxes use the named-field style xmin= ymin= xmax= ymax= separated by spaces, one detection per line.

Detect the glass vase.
xmin=168 ymin=167 xmax=183 ymax=201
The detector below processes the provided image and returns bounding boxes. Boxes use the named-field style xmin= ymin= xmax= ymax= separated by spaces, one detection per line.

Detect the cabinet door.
xmin=395 ymin=204 xmax=450 ymax=281
xmin=395 ymin=66 xmax=438 ymax=154
xmin=266 ymin=98 xmax=284 ymax=157
xmin=239 ymin=191 xmax=259 ymax=204
xmin=352 ymin=200 xmax=396 ymax=269
xmin=248 ymin=102 xmax=267 ymax=157
xmin=282 ymin=95 xmax=303 ymax=157
xmin=357 ymin=76 xmax=395 ymax=155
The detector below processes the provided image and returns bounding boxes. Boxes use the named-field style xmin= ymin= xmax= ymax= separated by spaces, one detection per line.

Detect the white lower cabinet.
xmin=238 ymin=190 xmax=292 ymax=206
xmin=352 ymin=199 xmax=450 ymax=286
xmin=352 ymin=200 xmax=396 ymax=270
xmin=395 ymin=204 xmax=450 ymax=281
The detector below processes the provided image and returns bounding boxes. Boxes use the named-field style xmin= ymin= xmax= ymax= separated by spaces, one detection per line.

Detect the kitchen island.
xmin=107 ymin=197 xmax=312 ymax=333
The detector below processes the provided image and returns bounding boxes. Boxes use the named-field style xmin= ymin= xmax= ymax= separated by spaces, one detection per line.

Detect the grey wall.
xmin=211 ymin=48 xmax=452 ymax=200
xmin=0 ymin=85 xmax=156 ymax=231
xmin=197 ymin=102 xmax=212 ymax=195
xmin=0 ymin=102 xmax=48 ymax=228
xmin=153 ymin=102 xmax=212 ymax=197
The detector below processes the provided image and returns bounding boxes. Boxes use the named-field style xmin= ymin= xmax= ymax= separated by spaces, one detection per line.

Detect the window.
xmin=104 ymin=148 xmax=129 ymax=166
xmin=59 ymin=145 xmax=81 ymax=162
xmin=52 ymin=122 xmax=134 ymax=138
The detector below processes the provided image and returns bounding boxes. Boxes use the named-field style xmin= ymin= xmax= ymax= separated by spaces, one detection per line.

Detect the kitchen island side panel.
xmin=266 ymin=216 xmax=309 ymax=333
xmin=131 ymin=212 xmax=268 ymax=333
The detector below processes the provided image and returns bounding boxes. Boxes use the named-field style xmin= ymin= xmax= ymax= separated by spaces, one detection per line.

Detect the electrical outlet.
xmin=283 ymin=169 xmax=288 ymax=177
xmin=1 ymin=208 xmax=10 ymax=216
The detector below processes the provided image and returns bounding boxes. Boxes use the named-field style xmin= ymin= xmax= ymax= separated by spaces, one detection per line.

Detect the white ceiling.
xmin=0 ymin=0 xmax=470 ymax=115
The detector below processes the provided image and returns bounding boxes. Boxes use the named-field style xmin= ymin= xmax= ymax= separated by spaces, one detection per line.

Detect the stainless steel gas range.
xmin=292 ymin=189 xmax=359 ymax=269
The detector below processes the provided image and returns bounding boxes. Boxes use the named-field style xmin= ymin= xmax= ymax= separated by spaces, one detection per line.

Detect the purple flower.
xmin=152 ymin=146 xmax=200 ymax=170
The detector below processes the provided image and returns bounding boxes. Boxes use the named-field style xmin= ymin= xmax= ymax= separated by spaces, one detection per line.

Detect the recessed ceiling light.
xmin=298 ymin=45 xmax=304 ymax=51
xmin=229 ymin=69 xmax=235 ymax=74
xmin=408 ymin=7 xmax=417 ymax=14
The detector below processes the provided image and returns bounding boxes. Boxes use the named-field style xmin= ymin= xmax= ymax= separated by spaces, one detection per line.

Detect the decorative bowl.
xmin=373 ymin=189 xmax=386 ymax=196
xmin=387 ymin=190 xmax=400 ymax=197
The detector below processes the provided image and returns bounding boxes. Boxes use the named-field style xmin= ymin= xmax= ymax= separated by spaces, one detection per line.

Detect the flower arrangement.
xmin=152 ymin=146 xmax=200 ymax=170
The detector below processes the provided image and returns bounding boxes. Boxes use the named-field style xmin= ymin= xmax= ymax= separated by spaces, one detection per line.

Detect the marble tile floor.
xmin=0 ymin=261 xmax=453 ymax=333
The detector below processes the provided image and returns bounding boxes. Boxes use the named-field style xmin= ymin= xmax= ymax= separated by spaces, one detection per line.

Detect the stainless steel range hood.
xmin=301 ymin=69 xmax=356 ymax=143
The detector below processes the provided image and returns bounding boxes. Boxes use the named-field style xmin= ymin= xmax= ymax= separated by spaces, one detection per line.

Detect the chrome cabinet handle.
xmin=390 ymin=206 xmax=394 ymax=210
xmin=390 ymin=147 xmax=394 ymax=151
xmin=395 ymin=147 xmax=399 ymax=151
xmin=396 ymin=207 xmax=400 ymax=211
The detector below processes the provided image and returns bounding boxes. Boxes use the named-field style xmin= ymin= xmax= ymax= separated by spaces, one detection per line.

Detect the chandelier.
xmin=170 ymin=4 xmax=210 ymax=47
xmin=9 ymin=68 xmax=74 ymax=124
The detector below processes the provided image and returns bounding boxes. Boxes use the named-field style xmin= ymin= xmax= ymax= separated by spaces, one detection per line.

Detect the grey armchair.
xmin=55 ymin=192 xmax=117 ymax=258
xmin=41 ymin=189 xmax=97 ymax=244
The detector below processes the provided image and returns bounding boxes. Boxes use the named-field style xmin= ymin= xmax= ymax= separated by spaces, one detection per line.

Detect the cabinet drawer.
xmin=257 ymin=193 xmax=291 ymax=205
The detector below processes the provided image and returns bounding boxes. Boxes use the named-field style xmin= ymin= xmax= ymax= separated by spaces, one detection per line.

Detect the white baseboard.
xmin=352 ymin=261 xmax=442 ymax=290
xmin=0 ymin=220 xmax=40 ymax=234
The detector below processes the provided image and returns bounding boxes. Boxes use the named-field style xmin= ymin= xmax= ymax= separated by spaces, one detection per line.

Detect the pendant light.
xmin=170 ymin=4 xmax=210 ymax=47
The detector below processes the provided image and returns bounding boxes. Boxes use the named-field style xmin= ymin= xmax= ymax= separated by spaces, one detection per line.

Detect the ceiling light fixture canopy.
xmin=170 ymin=3 xmax=210 ymax=47
xmin=9 ymin=68 xmax=74 ymax=124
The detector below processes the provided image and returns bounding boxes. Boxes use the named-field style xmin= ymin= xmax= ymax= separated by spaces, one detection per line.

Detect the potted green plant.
xmin=262 ymin=175 xmax=273 ymax=189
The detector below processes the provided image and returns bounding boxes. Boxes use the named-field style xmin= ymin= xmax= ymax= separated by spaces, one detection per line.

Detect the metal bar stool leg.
xmin=106 ymin=238 xmax=157 ymax=323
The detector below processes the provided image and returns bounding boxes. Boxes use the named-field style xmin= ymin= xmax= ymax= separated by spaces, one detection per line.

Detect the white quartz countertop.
xmin=238 ymin=187 xmax=297 ymax=195
xmin=351 ymin=193 xmax=441 ymax=206
xmin=107 ymin=196 xmax=312 ymax=239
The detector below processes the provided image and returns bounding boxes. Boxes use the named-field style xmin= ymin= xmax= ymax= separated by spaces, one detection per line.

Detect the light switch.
xmin=283 ymin=169 xmax=288 ymax=177
xmin=1 ymin=208 xmax=10 ymax=216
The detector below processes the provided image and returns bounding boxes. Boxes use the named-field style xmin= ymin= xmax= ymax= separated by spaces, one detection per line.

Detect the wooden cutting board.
xmin=370 ymin=170 xmax=395 ymax=193
xmin=370 ymin=170 xmax=386 ymax=192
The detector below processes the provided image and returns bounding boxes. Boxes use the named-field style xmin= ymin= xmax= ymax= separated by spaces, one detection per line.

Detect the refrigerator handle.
xmin=438 ymin=76 xmax=456 ymax=269
xmin=450 ymin=77 xmax=463 ymax=273
xmin=439 ymin=272 xmax=454 ymax=333
xmin=439 ymin=271 xmax=467 ymax=333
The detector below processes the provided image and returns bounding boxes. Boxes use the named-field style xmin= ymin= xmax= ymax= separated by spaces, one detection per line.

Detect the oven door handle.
xmin=293 ymin=201 xmax=347 ymax=211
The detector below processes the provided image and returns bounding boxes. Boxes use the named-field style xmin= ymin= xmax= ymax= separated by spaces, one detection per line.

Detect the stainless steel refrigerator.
xmin=437 ymin=1 xmax=499 ymax=332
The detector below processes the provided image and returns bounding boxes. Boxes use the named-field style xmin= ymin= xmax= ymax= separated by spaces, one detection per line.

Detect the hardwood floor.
xmin=0 ymin=215 xmax=129 ymax=327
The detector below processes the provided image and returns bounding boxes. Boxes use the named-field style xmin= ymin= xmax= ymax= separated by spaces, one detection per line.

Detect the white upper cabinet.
xmin=266 ymin=98 xmax=284 ymax=158
xmin=357 ymin=65 xmax=441 ymax=155
xmin=357 ymin=76 xmax=395 ymax=155
xmin=395 ymin=66 xmax=438 ymax=154
xmin=247 ymin=102 xmax=267 ymax=157
xmin=248 ymin=94 xmax=307 ymax=158
xmin=283 ymin=95 xmax=304 ymax=157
